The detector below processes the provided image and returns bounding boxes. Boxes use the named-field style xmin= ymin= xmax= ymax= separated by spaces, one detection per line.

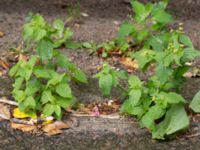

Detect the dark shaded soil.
xmin=0 ymin=0 xmax=200 ymax=149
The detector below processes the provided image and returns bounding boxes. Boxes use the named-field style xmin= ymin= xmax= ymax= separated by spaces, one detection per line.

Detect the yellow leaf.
xmin=13 ymin=108 xmax=37 ymax=119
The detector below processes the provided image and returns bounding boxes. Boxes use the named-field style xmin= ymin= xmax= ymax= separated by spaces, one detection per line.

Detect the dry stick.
xmin=0 ymin=114 xmax=34 ymax=125
xmin=71 ymin=113 xmax=120 ymax=119
xmin=0 ymin=99 xmax=18 ymax=106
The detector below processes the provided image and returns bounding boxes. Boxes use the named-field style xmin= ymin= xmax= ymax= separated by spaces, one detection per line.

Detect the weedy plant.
xmin=9 ymin=14 xmax=87 ymax=119
xmin=95 ymin=0 xmax=200 ymax=140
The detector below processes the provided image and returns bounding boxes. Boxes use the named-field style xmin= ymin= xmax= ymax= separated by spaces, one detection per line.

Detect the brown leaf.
xmin=0 ymin=104 xmax=10 ymax=121
xmin=11 ymin=122 xmax=36 ymax=132
xmin=42 ymin=121 xmax=70 ymax=136
xmin=0 ymin=31 xmax=4 ymax=38
xmin=0 ymin=59 xmax=9 ymax=70
xmin=121 ymin=57 xmax=139 ymax=70
xmin=18 ymin=54 xmax=29 ymax=61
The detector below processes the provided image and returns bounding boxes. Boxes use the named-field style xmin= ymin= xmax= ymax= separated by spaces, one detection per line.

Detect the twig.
xmin=71 ymin=113 xmax=120 ymax=119
xmin=0 ymin=99 xmax=18 ymax=106
xmin=0 ymin=114 xmax=10 ymax=120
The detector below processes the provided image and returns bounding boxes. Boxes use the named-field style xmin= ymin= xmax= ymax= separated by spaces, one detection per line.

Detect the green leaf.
xmin=43 ymin=103 xmax=55 ymax=117
xmin=53 ymin=19 xmax=64 ymax=37
xmin=99 ymin=74 xmax=113 ymax=96
xmin=65 ymin=41 xmax=82 ymax=49
xmin=153 ymin=10 xmax=173 ymax=24
xmin=12 ymin=90 xmax=26 ymax=103
xmin=13 ymin=77 xmax=24 ymax=90
xmin=72 ymin=67 xmax=87 ymax=83
xmin=164 ymin=92 xmax=186 ymax=104
xmin=131 ymin=0 xmax=146 ymax=21
xmin=155 ymin=64 xmax=172 ymax=84
xmin=37 ymin=39 xmax=54 ymax=60
xmin=117 ymin=22 xmax=135 ymax=39
xmin=136 ymin=30 xmax=148 ymax=42
xmin=190 ymin=91 xmax=200 ymax=113
xmin=32 ymin=28 xmax=47 ymax=42
xmin=121 ymin=99 xmax=144 ymax=118
xmin=47 ymin=73 xmax=65 ymax=86
xmin=128 ymin=75 xmax=142 ymax=89
xmin=41 ymin=90 xmax=54 ymax=104
xmin=23 ymin=25 xmax=34 ymax=41
xmin=33 ymin=67 xmax=52 ymax=79
xmin=128 ymin=89 xmax=142 ymax=106
xmin=9 ymin=61 xmax=23 ymax=77
xmin=23 ymin=96 xmax=36 ymax=110
xmin=54 ymin=105 xmax=62 ymax=119
xmin=182 ymin=48 xmax=200 ymax=62
xmin=56 ymin=83 xmax=72 ymax=98
xmin=57 ymin=97 xmax=75 ymax=109
xmin=25 ymin=79 xmax=41 ymax=96
xmin=153 ymin=104 xmax=189 ymax=139
xmin=179 ymin=34 xmax=193 ymax=48
xmin=141 ymin=105 xmax=165 ymax=130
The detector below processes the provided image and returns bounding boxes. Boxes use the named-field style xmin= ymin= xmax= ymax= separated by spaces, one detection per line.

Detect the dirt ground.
xmin=0 ymin=0 xmax=200 ymax=149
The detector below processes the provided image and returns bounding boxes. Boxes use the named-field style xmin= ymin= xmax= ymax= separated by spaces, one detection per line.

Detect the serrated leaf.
xmin=57 ymin=97 xmax=75 ymax=109
xmin=163 ymin=92 xmax=186 ymax=104
xmin=13 ymin=77 xmax=24 ymax=90
xmin=54 ymin=105 xmax=62 ymax=119
xmin=128 ymin=75 xmax=142 ymax=89
xmin=118 ymin=22 xmax=135 ymax=39
xmin=43 ymin=103 xmax=55 ymax=117
xmin=41 ymin=90 xmax=54 ymax=104
xmin=23 ymin=96 xmax=36 ymax=109
xmin=37 ymin=39 xmax=53 ymax=60
xmin=65 ymin=41 xmax=82 ymax=49
xmin=121 ymin=99 xmax=144 ymax=118
xmin=33 ymin=67 xmax=52 ymax=79
xmin=179 ymin=34 xmax=193 ymax=48
xmin=99 ymin=74 xmax=113 ymax=96
xmin=153 ymin=104 xmax=189 ymax=140
xmin=190 ymin=91 xmax=200 ymax=113
xmin=25 ymin=79 xmax=41 ymax=96
xmin=153 ymin=10 xmax=173 ymax=24
xmin=56 ymin=83 xmax=72 ymax=98
xmin=131 ymin=1 xmax=145 ymax=16
xmin=128 ymin=89 xmax=142 ymax=106
xmin=141 ymin=105 xmax=165 ymax=130
xmin=32 ymin=28 xmax=47 ymax=42
xmin=12 ymin=90 xmax=26 ymax=103
xmin=47 ymin=73 xmax=65 ymax=86
xmin=182 ymin=48 xmax=200 ymax=62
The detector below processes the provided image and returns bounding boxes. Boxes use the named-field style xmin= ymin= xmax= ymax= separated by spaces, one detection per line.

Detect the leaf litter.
xmin=0 ymin=98 xmax=71 ymax=136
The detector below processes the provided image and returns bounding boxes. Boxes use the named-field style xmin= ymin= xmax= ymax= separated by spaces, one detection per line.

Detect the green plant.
xmin=9 ymin=14 xmax=87 ymax=119
xmin=95 ymin=0 xmax=200 ymax=139
xmin=118 ymin=0 xmax=173 ymax=47
xmin=94 ymin=63 xmax=128 ymax=96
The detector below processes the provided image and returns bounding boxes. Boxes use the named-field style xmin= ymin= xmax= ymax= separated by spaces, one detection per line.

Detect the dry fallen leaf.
xmin=0 ymin=59 xmax=9 ymax=70
xmin=0 ymin=31 xmax=4 ymax=37
xmin=42 ymin=121 xmax=70 ymax=136
xmin=0 ymin=104 xmax=10 ymax=121
xmin=120 ymin=57 xmax=139 ymax=70
xmin=18 ymin=54 xmax=29 ymax=61
xmin=11 ymin=122 xmax=36 ymax=132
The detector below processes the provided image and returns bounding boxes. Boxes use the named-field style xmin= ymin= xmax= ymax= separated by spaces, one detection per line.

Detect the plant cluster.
xmin=8 ymin=0 xmax=200 ymax=140
xmin=95 ymin=0 xmax=200 ymax=139
xmin=9 ymin=15 xmax=87 ymax=119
